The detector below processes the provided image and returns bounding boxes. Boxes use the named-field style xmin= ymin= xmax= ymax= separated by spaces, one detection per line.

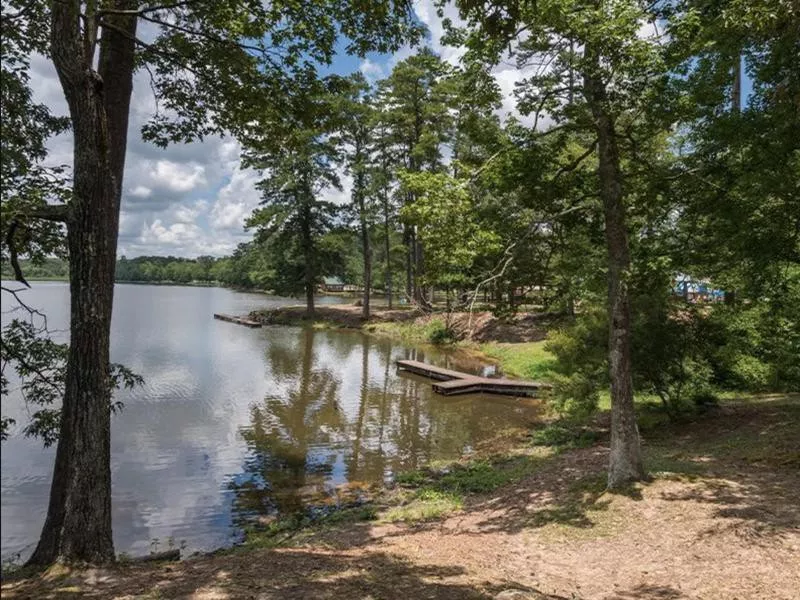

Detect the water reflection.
xmin=2 ymin=284 xmax=541 ymax=560
xmin=229 ymin=328 xmax=542 ymax=528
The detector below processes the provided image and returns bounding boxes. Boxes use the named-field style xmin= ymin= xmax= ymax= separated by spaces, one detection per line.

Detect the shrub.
xmin=549 ymin=373 xmax=600 ymax=419
xmin=427 ymin=319 xmax=456 ymax=345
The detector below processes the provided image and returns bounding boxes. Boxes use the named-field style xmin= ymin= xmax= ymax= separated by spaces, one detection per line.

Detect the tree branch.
xmin=97 ymin=1 xmax=196 ymax=16
xmin=98 ymin=19 xmax=202 ymax=76
xmin=24 ymin=205 xmax=71 ymax=223
xmin=551 ymin=139 xmax=598 ymax=179
xmin=5 ymin=220 xmax=30 ymax=288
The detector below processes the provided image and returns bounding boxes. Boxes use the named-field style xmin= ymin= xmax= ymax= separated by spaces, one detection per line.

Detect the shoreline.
xmin=3 ymin=395 xmax=797 ymax=599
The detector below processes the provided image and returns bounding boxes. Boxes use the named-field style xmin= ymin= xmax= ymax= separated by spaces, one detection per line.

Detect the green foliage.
xmin=400 ymin=171 xmax=501 ymax=290
xmin=382 ymin=489 xmax=462 ymax=523
xmin=1 ymin=318 xmax=142 ymax=445
xmin=479 ymin=341 xmax=557 ymax=381
xmin=0 ymin=1 xmax=70 ymax=269
xmin=549 ymin=373 xmax=601 ymax=420
xmin=426 ymin=319 xmax=457 ymax=345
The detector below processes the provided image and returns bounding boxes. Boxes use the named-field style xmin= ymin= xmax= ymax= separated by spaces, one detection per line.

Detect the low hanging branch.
xmin=4 ymin=206 xmax=70 ymax=287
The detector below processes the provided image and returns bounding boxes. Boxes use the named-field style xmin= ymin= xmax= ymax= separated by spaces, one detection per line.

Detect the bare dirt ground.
xmin=251 ymin=304 xmax=556 ymax=343
xmin=3 ymin=398 xmax=799 ymax=600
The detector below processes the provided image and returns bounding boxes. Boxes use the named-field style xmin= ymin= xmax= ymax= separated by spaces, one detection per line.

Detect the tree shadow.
xmin=657 ymin=469 xmax=800 ymax=543
xmin=1 ymin=548 xmax=567 ymax=600
xmin=454 ymin=447 xmax=621 ymax=535
xmin=644 ymin=398 xmax=800 ymax=543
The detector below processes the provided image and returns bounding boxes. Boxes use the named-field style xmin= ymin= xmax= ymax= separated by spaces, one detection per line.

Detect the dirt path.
xmin=3 ymin=399 xmax=799 ymax=600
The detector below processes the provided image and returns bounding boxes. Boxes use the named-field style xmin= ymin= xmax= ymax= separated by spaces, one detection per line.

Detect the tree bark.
xmin=383 ymin=190 xmax=393 ymax=309
xmin=29 ymin=0 xmax=137 ymax=565
xmin=355 ymin=174 xmax=371 ymax=320
xmin=301 ymin=193 xmax=315 ymax=317
xmin=413 ymin=231 xmax=426 ymax=307
xmin=404 ymin=224 xmax=413 ymax=302
xmin=731 ymin=53 xmax=742 ymax=114
xmin=584 ymin=44 xmax=645 ymax=490
xmin=359 ymin=207 xmax=372 ymax=320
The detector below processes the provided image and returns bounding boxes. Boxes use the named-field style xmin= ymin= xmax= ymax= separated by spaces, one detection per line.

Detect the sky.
xmin=28 ymin=1 xmax=494 ymax=259
xmin=29 ymin=1 xmax=672 ymax=259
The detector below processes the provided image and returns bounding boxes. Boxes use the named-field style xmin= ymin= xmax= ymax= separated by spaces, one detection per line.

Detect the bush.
xmin=549 ymin=373 xmax=600 ymax=419
xmin=427 ymin=319 xmax=457 ymax=345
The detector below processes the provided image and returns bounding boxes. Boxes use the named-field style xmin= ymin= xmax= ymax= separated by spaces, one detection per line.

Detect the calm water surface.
xmin=1 ymin=283 xmax=541 ymax=560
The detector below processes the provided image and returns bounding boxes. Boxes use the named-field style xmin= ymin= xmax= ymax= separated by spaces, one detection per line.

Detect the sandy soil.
xmin=3 ymin=399 xmax=798 ymax=600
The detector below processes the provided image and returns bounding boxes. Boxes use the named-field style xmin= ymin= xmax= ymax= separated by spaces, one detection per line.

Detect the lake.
xmin=0 ymin=282 xmax=541 ymax=561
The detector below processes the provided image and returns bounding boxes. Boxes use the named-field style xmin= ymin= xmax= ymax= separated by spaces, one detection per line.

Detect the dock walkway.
xmin=396 ymin=359 xmax=550 ymax=397
xmin=213 ymin=313 xmax=262 ymax=328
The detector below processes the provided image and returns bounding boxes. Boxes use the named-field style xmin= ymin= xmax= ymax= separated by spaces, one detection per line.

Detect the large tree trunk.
xmin=29 ymin=0 xmax=137 ymax=565
xmin=584 ymin=47 xmax=645 ymax=490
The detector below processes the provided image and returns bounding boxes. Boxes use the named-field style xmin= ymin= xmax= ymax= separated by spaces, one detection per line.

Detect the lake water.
xmin=1 ymin=282 xmax=541 ymax=561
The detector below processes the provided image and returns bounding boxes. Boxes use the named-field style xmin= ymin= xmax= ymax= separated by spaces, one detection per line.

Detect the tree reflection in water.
xmin=229 ymin=327 xmax=542 ymax=528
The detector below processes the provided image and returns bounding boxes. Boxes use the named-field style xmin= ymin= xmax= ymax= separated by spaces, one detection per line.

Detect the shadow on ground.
xmin=370 ymin=397 xmax=799 ymax=543
xmin=2 ymin=548 xmax=571 ymax=600
xmin=3 ymin=397 xmax=797 ymax=600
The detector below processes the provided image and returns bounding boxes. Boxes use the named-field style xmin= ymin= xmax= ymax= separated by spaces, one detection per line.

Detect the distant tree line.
xmin=1 ymin=234 xmax=392 ymax=292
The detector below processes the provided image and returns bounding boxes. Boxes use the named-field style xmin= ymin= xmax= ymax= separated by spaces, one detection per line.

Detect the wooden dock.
xmin=213 ymin=313 xmax=262 ymax=328
xmin=396 ymin=359 xmax=551 ymax=397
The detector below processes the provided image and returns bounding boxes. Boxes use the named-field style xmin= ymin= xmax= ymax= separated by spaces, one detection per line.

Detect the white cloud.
xmin=412 ymin=0 xmax=466 ymax=66
xmin=150 ymin=160 xmax=206 ymax=193
xmin=320 ymin=173 xmax=353 ymax=207
xmin=130 ymin=185 xmax=152 ymax=198
xmin=140 ymin=219 xmax=202 ymax=245
xmin=359 ymin=58 xmax=385 ymax=82
xmin=209 ymin=165 xmax=262 ymax=231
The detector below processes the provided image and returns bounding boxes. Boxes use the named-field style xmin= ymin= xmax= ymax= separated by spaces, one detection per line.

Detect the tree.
xmin=3 ymin=0 xmax=420 ymax=566
xmin=368 ymin=111 xmax=401 ymax=308
xmin=244 ymin=74 xmax=345 ymax=316
xmin=451 ymin=0 xmax=674 ymax=487
xmin=335 ymin=73 xmax=376 ymax=319
xmin=376 ymin=49 xmax=455 ymax=305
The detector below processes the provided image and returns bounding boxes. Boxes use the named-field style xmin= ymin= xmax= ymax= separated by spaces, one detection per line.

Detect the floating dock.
xmin=396 ymin=359 xmax=551 ymax=397
xmin=213 ymin=313 xmax=262 ymax=328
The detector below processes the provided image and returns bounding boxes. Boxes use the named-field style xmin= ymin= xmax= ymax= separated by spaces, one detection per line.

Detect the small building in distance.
xmin=320 ymin=276 xmax=345 ymax=292
xmin=673 ymin=274 xmax=725 ymax=303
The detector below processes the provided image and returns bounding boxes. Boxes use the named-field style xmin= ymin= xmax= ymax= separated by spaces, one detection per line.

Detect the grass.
xmin=365 ymin=318 xmax=451 ymax=345
xmin=385 ymin=454 xmax=551 ymax=523
xmin=238 ymin=505 xmax=378 ymax=550
xmin=383 ymin=490 xmax=463 ymax=523
xmin=477 ymin=341 xmax=557 ymax=381
xmin=530 ymin=423 xmax=601 ymax=450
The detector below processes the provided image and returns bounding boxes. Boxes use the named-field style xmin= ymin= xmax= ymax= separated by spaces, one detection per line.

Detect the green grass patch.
xmin=385 ymin=455 xmax=547 ymax=523
xmin=478 ymin=341 xmax=557 ymax=381
xmin=239 ymin=504 xmax=378 ymax=550
xmin=382 ymin=489 xmax=463 ymax=523
xmin=366 ymin=318 xmax=453 ymax=345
